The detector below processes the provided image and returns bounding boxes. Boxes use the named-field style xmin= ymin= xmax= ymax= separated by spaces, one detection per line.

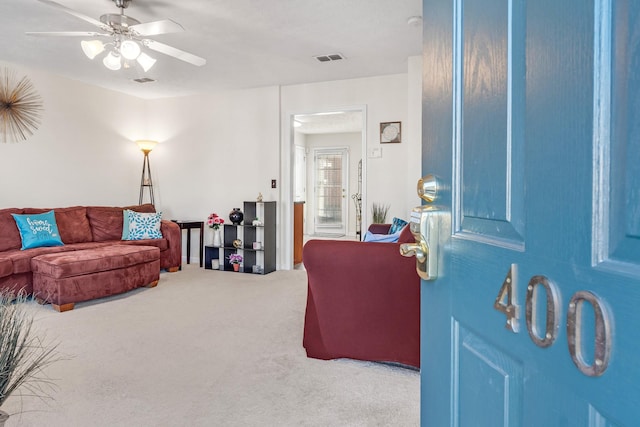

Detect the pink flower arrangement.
xmin=207 ymin=213 xmax=224 ymax=230
xmin=228 ymin=253 xmax=243 ymax=265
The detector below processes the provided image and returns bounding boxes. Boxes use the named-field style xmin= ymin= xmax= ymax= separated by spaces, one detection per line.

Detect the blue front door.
xmin=420 ymin=0 xmax=640 ymax=425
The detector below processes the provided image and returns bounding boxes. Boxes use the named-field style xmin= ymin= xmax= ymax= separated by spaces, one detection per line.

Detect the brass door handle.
xmin=400 ymin=176 xmax=442 ymax=281
xmin=399 ymin=208 xmax=439 ymax=280
xmin=400 ymin=242 xmax=426 ymax=264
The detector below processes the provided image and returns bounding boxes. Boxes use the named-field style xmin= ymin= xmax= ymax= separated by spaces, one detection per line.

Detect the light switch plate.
xmin=368 ymin=148 xmax=382 ymax=158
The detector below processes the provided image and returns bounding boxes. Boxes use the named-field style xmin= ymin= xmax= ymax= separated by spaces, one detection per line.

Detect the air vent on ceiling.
xmin=314 ymin=53 xmax=345 ymax=62
xmin=133 ymin=77 xmax=156 ymax=83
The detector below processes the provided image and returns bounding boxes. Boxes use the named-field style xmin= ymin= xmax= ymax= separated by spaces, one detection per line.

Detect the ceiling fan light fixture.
xmin=120 ymin=40 xmax=141 ymax=60
xmin=80 ymin=40 xmax=105 ymax=60
xmin=103 ymin=51 xmax=122 ymax=71
xmin=136 ymin=52 xmax=156 ymax=72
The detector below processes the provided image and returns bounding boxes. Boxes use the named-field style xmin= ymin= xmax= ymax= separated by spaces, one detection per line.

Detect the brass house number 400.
xmin=494 ymin=264 xmax=612 ymax=377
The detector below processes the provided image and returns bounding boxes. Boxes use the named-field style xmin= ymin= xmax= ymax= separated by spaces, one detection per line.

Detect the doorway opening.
xmin=290 ymin=107 xmax=367 ymax=248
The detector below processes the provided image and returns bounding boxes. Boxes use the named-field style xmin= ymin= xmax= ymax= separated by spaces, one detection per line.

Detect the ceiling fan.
xmin=26 ymin=0 xmax=206 ymax=72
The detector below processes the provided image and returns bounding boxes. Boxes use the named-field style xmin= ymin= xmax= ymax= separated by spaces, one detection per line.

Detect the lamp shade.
xmin=136 ymin=52 xmax=157 ymax=72
xmin=103 ymin=51 xmax=122 ymax=71
xmin=120 ymin=40 xmax=141 ymax=60
xmin=135 ymin=140 xmax=159 ymax=152
xmin=81 ymin=40 xmax=105 ymax=59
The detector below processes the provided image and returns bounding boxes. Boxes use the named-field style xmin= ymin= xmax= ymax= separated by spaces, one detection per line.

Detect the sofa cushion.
xmin=125 ymin=203 xmax=156 ymax=213
xmin=0 ymin=258 xmax=12 ymax=278
xmin=23 ymin=207 xmax=93 ymax=244
xmin=86 ymin=206 xmax=126 ymax=242
xmin=55 ymin=207 xmax=93 ymax=244
xmin=32 ymin=245 xmax=160 ymax=279
xmin=12 ymin=210 xmax=64 ymax=250
xmin=117 ymin=239 xmax=169 ymax=251
xmin=87 ymin=205 xmax=156 ymax=242
xmin=0 ymin=208 xmax=24 ymax=252
xmin=4 ymin=246 xmax=72 ymax=274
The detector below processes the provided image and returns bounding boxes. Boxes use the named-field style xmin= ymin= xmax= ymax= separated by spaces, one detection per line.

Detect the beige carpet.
xmin=3 ymin=265 xmax=419 ymax=427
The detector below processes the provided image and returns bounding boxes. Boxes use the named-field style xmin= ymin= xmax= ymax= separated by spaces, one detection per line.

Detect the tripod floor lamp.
xmin=136 ymin=140 xmax=158 ymax=205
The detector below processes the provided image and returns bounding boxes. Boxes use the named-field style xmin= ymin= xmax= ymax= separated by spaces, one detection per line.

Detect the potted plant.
xmin=207 ymin=212 xmax=224 ymax=247
xmin=228 ymin=253 xmax=243 ymax=272
xmin=0 ymin=292 xmax=60 ymax=425
xmin=371 ymin=203 xmax=390 ymax=224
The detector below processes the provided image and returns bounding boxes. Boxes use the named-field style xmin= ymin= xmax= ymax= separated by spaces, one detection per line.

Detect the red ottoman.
xmin=32 ymin=245 xmax=160 ymax=312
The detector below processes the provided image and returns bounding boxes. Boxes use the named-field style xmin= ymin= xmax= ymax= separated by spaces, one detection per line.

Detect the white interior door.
xmin=312 ymin=148 xmax=348 ymax=236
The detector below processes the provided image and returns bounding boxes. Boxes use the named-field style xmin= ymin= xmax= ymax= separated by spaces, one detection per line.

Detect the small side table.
xmin=171 ymin=220 xmax=204 ymax=268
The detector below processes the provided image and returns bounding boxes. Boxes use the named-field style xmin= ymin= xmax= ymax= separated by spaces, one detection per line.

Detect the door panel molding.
xmin=453 ymin=321 xmax=524 ymax=427
xmin=589 ymin=404 xmax=619 ymax=427
xmin=453 ymin=0 xmax=525 ymax=251
xmin=592 ymin=0 xmax=640 ymax=277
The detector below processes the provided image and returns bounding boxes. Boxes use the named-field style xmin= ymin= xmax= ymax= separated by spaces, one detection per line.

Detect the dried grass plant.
xmin=371 ymin=203 xmax=390 ymax=224
xmin=0 ymin=292 xmax=60 ymax=414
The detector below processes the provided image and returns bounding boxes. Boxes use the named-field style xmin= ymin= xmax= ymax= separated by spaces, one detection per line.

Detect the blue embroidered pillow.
xmin=389 ymin=217 xmax=408 ymax=234
xmin=12 ymin=210 xmax=64 ymax=250
xmin=124 ymin=210 xmax=163 ymax=240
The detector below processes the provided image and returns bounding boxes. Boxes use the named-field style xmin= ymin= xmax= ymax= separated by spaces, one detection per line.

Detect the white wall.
xmin=145 ymin=86 xmax=280 ymax=218
xmin=0 ymin=57 xmax=422 ymax=270
xmin=279 ymin=65 xmax=422 ymax=268
xmin=145 ymin=86 xmax=281 ymax=258
xmin=0 ymin=61 xmax=146 ymax=208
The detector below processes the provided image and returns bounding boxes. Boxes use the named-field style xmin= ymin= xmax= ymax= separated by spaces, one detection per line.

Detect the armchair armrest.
xmin=368 ymin=223 xmax=392 ymax=234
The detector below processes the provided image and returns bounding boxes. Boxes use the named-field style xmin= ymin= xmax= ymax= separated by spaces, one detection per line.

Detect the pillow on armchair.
xmin=389 ymin=217 xmax=408 ymax=234
xmin=363 ymin=217 xmax=409 ymax=242
xmin=363 ymin=229 xmax=403 ymax=243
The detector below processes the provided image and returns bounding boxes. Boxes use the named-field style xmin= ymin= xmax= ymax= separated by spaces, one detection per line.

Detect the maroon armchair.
xmin=302 ymin=224 xmax=420 ymax=368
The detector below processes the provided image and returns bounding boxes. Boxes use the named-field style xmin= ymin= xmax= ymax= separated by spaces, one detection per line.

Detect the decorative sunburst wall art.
xmin=0 ymin=68 xmax=43 ymax=143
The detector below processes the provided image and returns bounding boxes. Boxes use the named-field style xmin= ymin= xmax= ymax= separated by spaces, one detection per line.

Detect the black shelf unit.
xmin=205 ymin=201 xmax=276 ymax=274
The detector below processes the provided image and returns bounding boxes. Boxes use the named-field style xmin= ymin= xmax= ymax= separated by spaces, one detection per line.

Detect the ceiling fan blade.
xmin=25 ymin=31 xmax=109 ymax=37
xmin=145 ymin=40 xmax=206 ymax=67
xmin=36 ymin=0 xmax=106 ymax=29
xmin=130 ymin=19 xmax=184 ymax=36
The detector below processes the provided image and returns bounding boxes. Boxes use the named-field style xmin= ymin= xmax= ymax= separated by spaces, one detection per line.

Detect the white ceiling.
xmin=0 ymin=0 xmax=422 ymax=100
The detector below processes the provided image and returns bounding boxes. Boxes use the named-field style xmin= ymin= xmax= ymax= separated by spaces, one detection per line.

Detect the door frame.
xmin=280 ymin=105 xmax=367 ymax=270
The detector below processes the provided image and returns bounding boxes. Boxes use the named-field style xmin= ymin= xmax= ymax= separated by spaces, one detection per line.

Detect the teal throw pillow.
xmin=12 ymin=210 xmax=64 ymax=250
xmin=389 ymin=217 xmax=408 ymax=234
xmin=124 ymin=210 xmax=163 ymax=240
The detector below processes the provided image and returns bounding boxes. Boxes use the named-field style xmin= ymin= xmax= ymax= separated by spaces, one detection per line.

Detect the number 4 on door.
xmin=494 ymin=264 xmax=520 ymax=333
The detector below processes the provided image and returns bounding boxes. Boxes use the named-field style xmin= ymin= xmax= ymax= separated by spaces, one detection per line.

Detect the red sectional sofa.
xmin=302 ymin=224 xmax=421 ymax=368
xmin=0 ymin=204 xmax=181 ymax=296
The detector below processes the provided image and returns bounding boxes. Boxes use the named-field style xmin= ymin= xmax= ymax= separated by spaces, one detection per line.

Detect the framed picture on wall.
xmin=380 ymin=121 xmax=401 ymax=143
